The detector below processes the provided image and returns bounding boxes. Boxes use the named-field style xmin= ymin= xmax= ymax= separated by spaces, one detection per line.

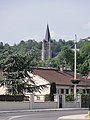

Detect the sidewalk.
xmin=58 ymin=114 xmax=88 ymax=120
xmin=0 ymin=108 xmax=88 ymax=113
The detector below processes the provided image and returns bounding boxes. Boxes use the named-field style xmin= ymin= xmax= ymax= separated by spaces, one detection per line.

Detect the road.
xmin=0 ymin=109 xmax=88 ymax=120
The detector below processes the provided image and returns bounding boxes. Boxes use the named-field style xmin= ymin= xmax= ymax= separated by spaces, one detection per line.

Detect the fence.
xmin=62 ymin=94 xmax=81 ymax=108
xmin=0 ymin=94 xmax=58 ymax=111
xmin=0 ymin=94 xmax=82 ymax=111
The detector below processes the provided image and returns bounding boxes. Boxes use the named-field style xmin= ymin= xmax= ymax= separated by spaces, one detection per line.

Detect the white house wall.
xmin=0 ymin=86 xmax=7 ymax=95
xmin=0 ymin=73 xmax=50 ymax=95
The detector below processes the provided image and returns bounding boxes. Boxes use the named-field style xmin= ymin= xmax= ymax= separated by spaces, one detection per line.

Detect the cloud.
xmin=84 ymin=22 xmax=90 ymax=29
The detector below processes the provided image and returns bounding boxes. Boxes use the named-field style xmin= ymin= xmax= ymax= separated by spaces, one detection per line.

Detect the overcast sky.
xmin=0 ymin=0 xmax=90 ymax=45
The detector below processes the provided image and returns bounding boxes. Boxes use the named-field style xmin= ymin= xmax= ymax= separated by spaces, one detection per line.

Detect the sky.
xmin=0 ymin=0 xmax=90 ymax=45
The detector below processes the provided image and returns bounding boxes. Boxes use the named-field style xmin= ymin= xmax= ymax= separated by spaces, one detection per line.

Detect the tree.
xmin=0 ymin=54 xmax=46 ymax=95
xmin=57 ymin=46 xmax=74 ymax=70
xmin=50 ymin=82 xmax=56 ymax=101
xmin=77 ymin=41 xmax=90 ymax=76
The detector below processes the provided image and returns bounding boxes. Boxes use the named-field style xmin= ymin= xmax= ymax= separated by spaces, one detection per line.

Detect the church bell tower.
xmin=41 ymin=24 xmax=53 ymax=61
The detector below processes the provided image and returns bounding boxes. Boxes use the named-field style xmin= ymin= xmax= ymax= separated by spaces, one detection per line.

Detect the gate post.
xmin=30 ymin=93 xmax=34 ymax=109
xmin=62 ymin=94 xmax=65 ymax=108
xmin=79 ymin=94 xmax=81 ymax=108
xmin=56 ymin=94 xmax=59 ymax=108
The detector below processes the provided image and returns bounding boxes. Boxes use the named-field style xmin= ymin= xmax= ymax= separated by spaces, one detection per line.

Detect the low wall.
xmin=0 ymin=101 xmax=58 ymax=111
xmin=62 ymin=94 xmax=81 ymax=108
xmin=33 ymin=102 xmax=58 ymax=109
xmin=62 ymin=101 xmax=80 ymax=108
xmin=0 ymin=101 xmax=30 ymax=111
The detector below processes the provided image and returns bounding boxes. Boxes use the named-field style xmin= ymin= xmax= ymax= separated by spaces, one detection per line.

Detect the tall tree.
xmin=50 ymin=82 xmax=56 ymax=101
xmin=77 ymin=41 xmax=90 ymax=76
xmin=0 ymin=54 xmax=46 ymax=95
xmin=57 ymin=46 xmax=74 ymax=70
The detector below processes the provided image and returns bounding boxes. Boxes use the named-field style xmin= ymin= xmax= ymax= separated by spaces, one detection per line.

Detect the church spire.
xmin=45 ymin=24 xmax=51 ymax=41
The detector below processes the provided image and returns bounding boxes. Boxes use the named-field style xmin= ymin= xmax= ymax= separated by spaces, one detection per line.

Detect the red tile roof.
xmin=33 ymin=68 xmax=90 ymax=87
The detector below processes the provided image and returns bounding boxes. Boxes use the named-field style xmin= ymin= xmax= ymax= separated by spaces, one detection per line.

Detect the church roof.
xmin=45 ymin=24 xmax=51 ymax=41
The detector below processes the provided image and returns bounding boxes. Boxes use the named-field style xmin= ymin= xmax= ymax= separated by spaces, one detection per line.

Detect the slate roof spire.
xmin=45 ymin=24 xmax=51 ymax=41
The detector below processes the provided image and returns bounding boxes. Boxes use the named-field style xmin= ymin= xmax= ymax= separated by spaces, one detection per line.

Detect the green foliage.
xmin=44 ymin=94 xmax=50 ymax=101
xmin=49 ymin=93 xmax=54 ymax=101
xmin=0 ymin=95 xmax=24 ymax=101
xmin=37 ymin=61 xmax=46 ymax=67
xmin=77 ymin=41 xmax=90 ymax=76
xmin=50 ymin=82 xmax=56 ymax=94
xmin=52 ymin=39 xmax=66 ymax=53
xmin=81 ymin=94 xmax=89 ymax=108
xmin=50 ymin=82 xmax=56 ymax=101
xmin=48 ymin=58 xmax=58 ymax=68
xmin=0 ymin=54 xmax=46 ymax=95
xmin=0 ymin=38 xmax=89 ymax=78
xmin=57 ymin=46 xmax=74 ymax=70
xmin=65 ymin=94 xmax=74 ymax=101
xmin=0 ymin=40 xmax=41 ymax=68
xmin=77 ymin=89 xmax=84 ymax=95
xmin=1 ymin=54 xmax=30 ymax=94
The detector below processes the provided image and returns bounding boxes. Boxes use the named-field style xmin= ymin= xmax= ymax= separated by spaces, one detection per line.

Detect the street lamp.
xmin=71 ymin=35 xmax=80 ymax=101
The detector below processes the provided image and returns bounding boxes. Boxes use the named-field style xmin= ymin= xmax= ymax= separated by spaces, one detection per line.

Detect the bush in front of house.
xmin=0 ymin=94 xmax=24 ymax=101
xmin=44 ymin=94 xmax=50 ymax=101
xmin=65 ymin=94 xmax=74 ymax=102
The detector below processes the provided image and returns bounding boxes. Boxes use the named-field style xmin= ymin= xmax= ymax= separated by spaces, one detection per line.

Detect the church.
xmin=41 ymin=24 xmax=54 ymax=61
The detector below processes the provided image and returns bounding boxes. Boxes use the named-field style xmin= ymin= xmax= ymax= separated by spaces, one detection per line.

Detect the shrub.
xmin=0 ymin=95 xmax=24 ymax=101
xmin=44 ymin=94 xmax=50 ymax=101
xmin=65 ymin=94 xmax=74 ymax=102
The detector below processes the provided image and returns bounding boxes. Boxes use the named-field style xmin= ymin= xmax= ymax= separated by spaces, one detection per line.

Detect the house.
xmin=0 ymin=66 xmax=90 ymax=104
xmin=32 ymin=67 xmax=90 ymax=99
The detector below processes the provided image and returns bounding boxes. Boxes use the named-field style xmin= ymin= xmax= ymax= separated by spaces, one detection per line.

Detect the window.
xmin=61 ymin=89 xmax=64 ymax=94
xmin=83 ymin=89 xmax=85 ymax=94
xmin=87 ymin=89 xmax=90 ymax=94
xmin=37 ymin=96 xmax=40 ymax=100
xmin=66 ymin=89 xmax=69 ymax=94
xmin=71 ymin=89 xmax=73 ymax=93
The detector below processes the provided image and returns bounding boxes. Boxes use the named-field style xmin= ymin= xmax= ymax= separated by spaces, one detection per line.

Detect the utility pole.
xmin=71 ymin=35 xmax=80 ymax=102
xmin=74 ymin=34 xmax=77 ymax=100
